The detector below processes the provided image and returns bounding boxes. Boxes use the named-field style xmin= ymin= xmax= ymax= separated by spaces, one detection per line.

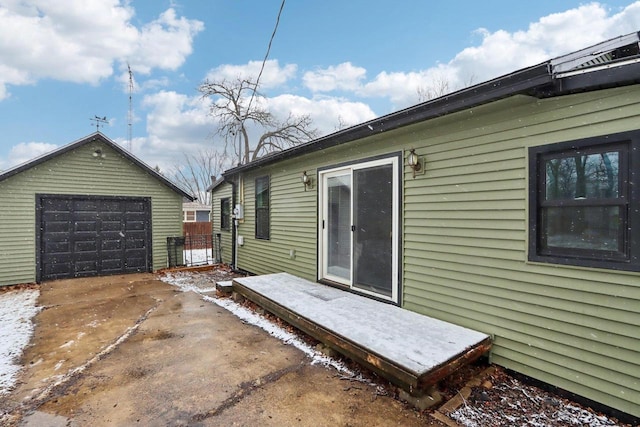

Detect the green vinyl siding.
xmin=0 ymin=141 xmax=183 ymax=286
xmin=401 ymin=87 xmax=640 ymax=417
xmin=237 ymin=168 xmax=318 ymax=281
xmin=233 ymin=86 xmax=640 ymax=417
xmin=211 ymin=182 xmax=234 ymax=265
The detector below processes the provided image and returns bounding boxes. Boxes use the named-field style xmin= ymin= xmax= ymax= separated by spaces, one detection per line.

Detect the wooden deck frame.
xmin=232 ymin=274 xmax=492 ymax=396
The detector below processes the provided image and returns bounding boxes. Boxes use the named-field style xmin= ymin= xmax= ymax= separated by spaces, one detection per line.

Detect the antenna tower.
xmin=127 ymin=63 xmax=134 ymax=152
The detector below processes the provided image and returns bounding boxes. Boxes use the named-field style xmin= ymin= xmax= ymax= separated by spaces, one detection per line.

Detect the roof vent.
xmin=551 ymin=32 xmax=640 ymax=77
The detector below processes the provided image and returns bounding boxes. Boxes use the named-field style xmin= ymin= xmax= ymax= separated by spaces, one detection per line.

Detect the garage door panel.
xmin=100 ymin=212 xmax=123 ymax=222
xmin=39 ymin=195 xmax=151 ymax=281
xmin=44 ymin=198 xmax=71 ymax=211
xmin=45 ymin=240 xmax=70 ymax=253
xmin=44 ymin=262 xmax=72 ymax=278
xmin=101 ymin=239 xmax=122 ymax=251
xmin=101 ymin=200 xmax=122 ymax=210
xmin=102 ymin=221 xmax=123 ymax=232
xmin=124 ymin=257 xmax=146 ymax=272
xmin=125 ymin=230 xmax=147 ymax=240
xmin=74 ymin=237 xmax=98 ymax=249
xmin=44 ymin=232 xmax=70 ymax=242
xmin=101 ymin=256 xmax=123 ymax=272
xmin=73 ymin=261 xmax=99 ymax=277
xmin=73 ymin=199 xmax=99 ymax=211
xmin=43 ymin=220 xmax=71 ymax=234
xmin=125 ymin=200 xmax=146 ymax=211
xmin=125 ymin=221 xmax=146 ymax=231
xmin=74 ymin=221 xmax=97 ymax=232
xmin=74 ymin=246 xmax=99 ymax=258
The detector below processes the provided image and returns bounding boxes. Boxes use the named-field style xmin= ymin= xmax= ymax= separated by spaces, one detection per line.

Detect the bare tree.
xmin=171 ymin=148 xmax=227 ymax=205
xmin=416 ymin=73 xmax=478 ymax=103
xmin=334 ymin=115 xmax=350 ymax=132
xmin=198 ymin=77 xmax=317 ymax=164
xmin=416 ymin=75 xmax=451 ymax=103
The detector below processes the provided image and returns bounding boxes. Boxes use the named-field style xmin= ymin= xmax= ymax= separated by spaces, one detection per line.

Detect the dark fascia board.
xmin=555 ymin=59 xmax=640 ymax=93
xmin=0 ymin=132 xmax=196 ymax=201
xmin=207 ymin=176 xmax=226 ymax=192
xmin=222 ymin=62 xmax=553 ymax=178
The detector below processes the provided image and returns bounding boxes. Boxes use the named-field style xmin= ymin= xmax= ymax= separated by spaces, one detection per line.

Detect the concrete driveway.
xmin=2 ymin=273 xmax=445 ymax=426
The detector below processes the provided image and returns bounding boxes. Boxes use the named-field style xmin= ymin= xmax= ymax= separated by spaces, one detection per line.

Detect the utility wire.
xmin=243 ymin=0 xmax=286 ymax=125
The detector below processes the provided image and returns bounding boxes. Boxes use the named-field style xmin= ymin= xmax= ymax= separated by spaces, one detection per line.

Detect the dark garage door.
xmin=37 ymin=195 xmax=152 ymax=281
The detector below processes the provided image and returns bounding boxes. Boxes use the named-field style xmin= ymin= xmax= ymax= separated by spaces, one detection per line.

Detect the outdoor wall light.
xmin=407 ymin=148 xmax=423 ymax=178
xmin=302 ymin=171 xmax=312 ymax=190
xmin=92 ymin=148 xmax=106 ymax=159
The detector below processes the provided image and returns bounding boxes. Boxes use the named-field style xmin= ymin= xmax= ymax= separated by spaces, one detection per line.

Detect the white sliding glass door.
xmin=319 ymin=156 xmax=399 ymax=302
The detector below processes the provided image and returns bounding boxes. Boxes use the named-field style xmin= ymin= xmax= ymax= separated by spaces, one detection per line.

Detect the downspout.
xmin=230 ymin=178 xmax=238 ymax=271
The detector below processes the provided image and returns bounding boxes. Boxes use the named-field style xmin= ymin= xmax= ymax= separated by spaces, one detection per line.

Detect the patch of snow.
xmin=182 ymin=249 xmax=214 ymax=266
xmin=450 ymin=376 xmax=620 ymax=427
xmin=234 ymin=273 xmax=489 ymax=374
xmin=0 ymin=288 xmax=40 ymax=395
xmin=161 ymin=272 xmax=373 ymax=384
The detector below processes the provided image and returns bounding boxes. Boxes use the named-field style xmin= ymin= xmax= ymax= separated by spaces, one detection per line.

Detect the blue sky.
xmin=1 ymin=0 xmax=639 ymax=174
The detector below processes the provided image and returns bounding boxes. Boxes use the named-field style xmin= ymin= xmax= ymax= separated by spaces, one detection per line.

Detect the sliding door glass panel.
xmin=353 ymin=164 xmax=393 ymax=297
xmin=326 ymin=174 xmax=351 ymax=280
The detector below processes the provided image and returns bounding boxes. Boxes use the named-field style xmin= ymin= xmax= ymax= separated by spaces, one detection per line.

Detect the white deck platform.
xmin=233 ymin=272 xmax=491 ymax=394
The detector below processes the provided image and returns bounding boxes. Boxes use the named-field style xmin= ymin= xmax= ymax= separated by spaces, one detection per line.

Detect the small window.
xmin=185 ymin=211 xmax=195 ymax=222
xmin=255 ymin=176 xmax=270 ymax=240
xmin=220 ymin=198 xmax=230 ymax=231
xmin=529 ymin=131 xmax=639 ymax=271
xmin=196 ymin=210 xmax=210 ymax=222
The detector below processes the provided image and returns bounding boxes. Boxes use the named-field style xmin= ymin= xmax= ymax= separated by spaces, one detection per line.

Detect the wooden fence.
xmin=183 ymin=221 xmax=212 ymax=236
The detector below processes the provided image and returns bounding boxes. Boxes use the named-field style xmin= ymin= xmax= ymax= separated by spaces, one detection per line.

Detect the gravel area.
xmin=447 ymin=367 xmax=634 ymax=427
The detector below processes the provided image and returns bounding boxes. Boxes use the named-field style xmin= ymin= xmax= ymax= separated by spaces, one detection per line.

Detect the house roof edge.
xmin=223 ymin=31 xmax=640 ymax=178
xmin=222 ymin=62 xmax=552 ymax=178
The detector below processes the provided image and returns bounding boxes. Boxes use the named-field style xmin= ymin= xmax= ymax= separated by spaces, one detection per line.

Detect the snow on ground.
xmin=0 ymin=288 xmax=40 ymax=395
xmin=450 ymin=374 xmax=621 ymax=427
xmin=160 ymin=271 xmax=377 ymax=386
xmin=182 ymin=249 xmax=215 ymax=267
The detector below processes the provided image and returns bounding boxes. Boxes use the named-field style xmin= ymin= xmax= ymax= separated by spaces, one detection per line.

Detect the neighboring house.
xmin=0 ymin=132 xmax=194 ymax=286
xmin=182 ymin=201 xmax=211 ymax=222
xmin=212 ymin=33 xmax=640 ymax=418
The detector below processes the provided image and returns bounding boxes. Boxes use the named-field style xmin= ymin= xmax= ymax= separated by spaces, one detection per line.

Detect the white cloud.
xmin=123 ymin=1 xmax=640 ymax=171
xmin=131 ymin=86 xmax=378 ymax=172
xmin=300 ymin=2 xmax=640 ymax=110
xmin=302 ymin=62 xmax=367 ymax=92
xmin=359 ymin=66 xmax=458 ymax=109
xmin=266 ymin=94 xmax=377 ymax=135
xmin=0 ymin=1 xmax=203 ymax=100
xmin=130 ymin=8 xmax=204 ymax=75
xmin=135 ymin=90 xmax=217 ymax=171
xmin=2 ymin=141 xmax=59 ymax=169
xmin=448 ymin=3 xmax=637 ymax=85
xmin=205 ymin=60 xmax=297 ymax=89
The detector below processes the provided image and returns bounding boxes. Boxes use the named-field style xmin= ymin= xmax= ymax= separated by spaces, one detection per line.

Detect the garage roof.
xmin=0 ymin=132 xmax=195 ymax=201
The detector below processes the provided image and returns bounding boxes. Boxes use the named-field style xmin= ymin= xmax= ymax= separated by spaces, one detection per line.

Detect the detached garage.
xmin=0 ymin=132 xmax=194 ymax=286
